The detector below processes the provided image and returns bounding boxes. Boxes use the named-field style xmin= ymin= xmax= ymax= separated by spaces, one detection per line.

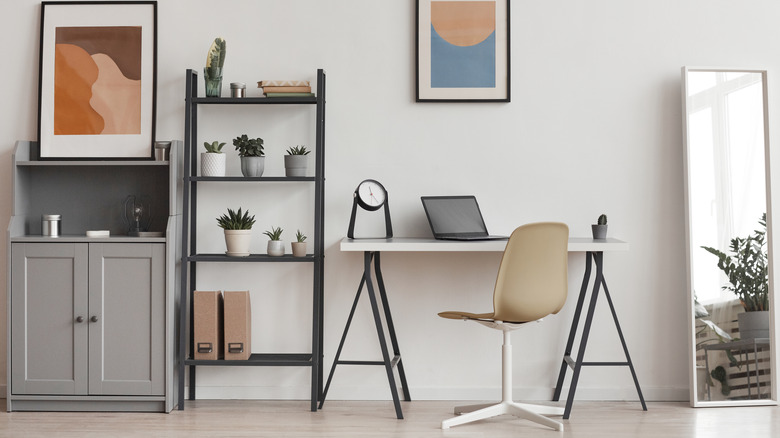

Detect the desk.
xmin=319 ymin=237 xmax=646 ymax=419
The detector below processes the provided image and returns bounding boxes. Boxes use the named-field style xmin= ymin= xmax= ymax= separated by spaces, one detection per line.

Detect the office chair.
xmin=438 ymin=222 xmax=569 ymax=431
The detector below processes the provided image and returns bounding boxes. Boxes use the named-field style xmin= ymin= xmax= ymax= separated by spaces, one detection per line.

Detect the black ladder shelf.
xmin=177 ymin=69 xmax=326 ymax=411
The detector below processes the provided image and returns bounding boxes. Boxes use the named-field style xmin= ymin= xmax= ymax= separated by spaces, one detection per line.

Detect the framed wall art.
xmin=416 ymin=0 xmax=510 ymax=102
xmin=38 ymin=1 xmax=157 ymax=159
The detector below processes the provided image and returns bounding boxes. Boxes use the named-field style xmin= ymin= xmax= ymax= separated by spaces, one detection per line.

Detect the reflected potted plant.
xmin=217 ymin=207 xmax=255 ymax=257
xmin=702 ymin=213 xmax=769 ymax=339
xmin=233 ymin=134 xmax=265 ymax=177
xmin=291 ymin=229 xmax=307 ymax=257
xmin=284 ymin=145 xmax=310 ymax=177
xmin=264 ymin=226 xmax=284 ymax=256
xmin=201 ymin=141 xmax=226 ymax=177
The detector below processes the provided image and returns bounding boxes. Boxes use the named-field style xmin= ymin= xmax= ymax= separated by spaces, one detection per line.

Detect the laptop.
xmin=421 ymin=196 xmax=508 ymax=241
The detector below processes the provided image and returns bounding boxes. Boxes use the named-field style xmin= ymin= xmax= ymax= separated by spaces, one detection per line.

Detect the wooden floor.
xmin=0 ymin=400 xmax=778 ymax=437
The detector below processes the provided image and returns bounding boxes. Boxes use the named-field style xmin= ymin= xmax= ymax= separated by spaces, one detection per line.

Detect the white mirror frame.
xmin=682 ymin=66 xmax=778 ymax=407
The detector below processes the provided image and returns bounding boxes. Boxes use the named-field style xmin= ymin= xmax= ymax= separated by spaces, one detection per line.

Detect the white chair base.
xmin=442 ymin=401 xmax=564 ymax=430
xmin=441 ymin=323 xmax=565 ymax=431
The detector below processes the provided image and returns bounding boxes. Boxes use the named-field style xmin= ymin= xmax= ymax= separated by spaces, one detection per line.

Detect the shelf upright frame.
xmin=177 ymin=69 xmax=325 ymax=411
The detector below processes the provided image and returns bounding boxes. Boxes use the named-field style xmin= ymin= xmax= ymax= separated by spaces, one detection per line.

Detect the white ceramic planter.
xmin=201 ymin=152 xmax=226 ymax=177
xmin=284 ymin=155 xmax=308 ymax=177
xmin=291 ymin=241 xmax=307 ymax=257
xmin=267 ymin=240 xmax=285 ymax=256
xmin=241 ymin=156 xmax=265 ymax=177
xmin=224 ymin=229 xmax=252 ymax=256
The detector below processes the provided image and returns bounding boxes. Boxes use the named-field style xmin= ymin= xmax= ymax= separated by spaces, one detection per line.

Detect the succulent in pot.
xmin=291 ymin=229 xmax=308 ymax=257
xmin=264 ymin=226 xmax=285 ymax=256
xmin=201 ymin=141 xmax=226 ymax=177
xmin=284 ymin=145 xmax=310 ymax=177
xmin=233 ymin=134 xmax=265 ymax=177
xmin=217 ymin=207 xmax=255 ymax=257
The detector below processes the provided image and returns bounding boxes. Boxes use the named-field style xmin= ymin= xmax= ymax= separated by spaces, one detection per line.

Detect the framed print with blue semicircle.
xmin=416 ymin=0 xmax=509 ymax=102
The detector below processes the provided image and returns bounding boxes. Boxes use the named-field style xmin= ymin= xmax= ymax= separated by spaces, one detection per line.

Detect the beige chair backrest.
xmin=492 ymin=222 xmax=569 ymax=323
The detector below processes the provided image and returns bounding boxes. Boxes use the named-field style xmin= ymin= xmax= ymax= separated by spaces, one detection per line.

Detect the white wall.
xmin=3 ymin=0 xmax=780 ymax=403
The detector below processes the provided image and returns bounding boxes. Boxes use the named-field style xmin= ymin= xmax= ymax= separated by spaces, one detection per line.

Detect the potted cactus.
xmin=291 ymin=229 xmax=307 ymax=257
xmin=284 ymin=145 xmax=310 ymax=177
xmin=201 ymin=141 xmax=226 ymax=177
xmin=264 ymin=226 xmax=284 ymax=256
xmin=233 ymin=134 xmax=265 ymax=177
xmin=592 ymin=214 xmax=607 ymax=239
xmin=217 ymin=207 xmax=255 ymax=257
xmin=204 ymin=37 xmax=226 ymax=97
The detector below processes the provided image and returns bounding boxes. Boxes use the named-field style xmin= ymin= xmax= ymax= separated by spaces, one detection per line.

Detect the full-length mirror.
xmin=683 ymin=67 xmax=776 ymax=406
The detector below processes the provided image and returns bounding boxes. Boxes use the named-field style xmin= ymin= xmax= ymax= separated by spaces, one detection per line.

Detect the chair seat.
xmin=438 ymin=311 xmax=495 ymax=321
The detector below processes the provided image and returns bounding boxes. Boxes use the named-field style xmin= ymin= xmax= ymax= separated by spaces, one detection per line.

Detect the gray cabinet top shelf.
xmin=16 ymin=160 xmax=168 ymax=167
xmin=11 ymin=235 xmax=167 ymax=243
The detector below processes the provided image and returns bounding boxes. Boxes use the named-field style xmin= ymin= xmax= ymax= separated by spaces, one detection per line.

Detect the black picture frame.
xmin=416 ymin=0 xmax=510 ymax=102
xmin=37 ymin=1 xmax=158 ymax=160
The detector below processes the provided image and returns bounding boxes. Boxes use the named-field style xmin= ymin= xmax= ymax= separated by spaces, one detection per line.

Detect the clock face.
xmin=356 ymin=179 xmax=386 ymax=211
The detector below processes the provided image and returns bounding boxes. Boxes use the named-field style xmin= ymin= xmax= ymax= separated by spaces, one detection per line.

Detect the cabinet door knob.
xmin=90 ymin=316 xmax=99 ymax=323
xmin=75 ymin=316 xmax=84 ymax=323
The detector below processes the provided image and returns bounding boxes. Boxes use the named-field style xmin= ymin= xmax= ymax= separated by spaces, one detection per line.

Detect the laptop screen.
xmin=421 ymin=196 xmax=488 ymax=236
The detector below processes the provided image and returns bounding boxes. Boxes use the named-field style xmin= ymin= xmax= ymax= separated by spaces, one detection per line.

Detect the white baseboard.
xmin=189 ymin=384 xmax=689 ymax=402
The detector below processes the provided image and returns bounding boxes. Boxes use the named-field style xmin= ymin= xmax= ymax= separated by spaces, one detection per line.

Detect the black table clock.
xmin=347 ymin=179 xmax=393 ymax=238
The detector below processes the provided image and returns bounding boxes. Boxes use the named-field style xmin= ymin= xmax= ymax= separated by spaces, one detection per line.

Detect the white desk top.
xmin=340 ymin=237 xmax=628 ymax=252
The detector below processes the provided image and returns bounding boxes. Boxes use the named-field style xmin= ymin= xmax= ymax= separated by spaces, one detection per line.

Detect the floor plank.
xmin=0 ymin=401 xmax=778 ymax=437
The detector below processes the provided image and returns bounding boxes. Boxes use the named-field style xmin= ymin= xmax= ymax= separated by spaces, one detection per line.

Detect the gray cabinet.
xmin=6 ymin=140 xmax=182 ymax=412
xmin=11 ymin=242 xmax=165 ymax=397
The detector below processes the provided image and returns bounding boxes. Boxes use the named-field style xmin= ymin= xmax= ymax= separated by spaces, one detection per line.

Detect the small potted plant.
xmin=284 ymin=145 xmax=310 ymax=177
xmin=292 ymin=229 xmax=307 ymax=257
xmin=264 ymin=226 xmax=284 ymax=256
xmin=592 ymin=214 xmax=607 ymax=239
xmin=217 ymin=207 xmax=255 ymax=257
xmin=204 ymin=37 xmax=226 ymax=97
xmin=233 ymin=134 xmax=265 ymax=177
xmin=201 ymin=141 xmax=226 ymax=177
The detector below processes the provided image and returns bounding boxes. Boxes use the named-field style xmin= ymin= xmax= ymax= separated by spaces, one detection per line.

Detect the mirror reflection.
xmin=683 ymin=68 xmax=773 ymax=405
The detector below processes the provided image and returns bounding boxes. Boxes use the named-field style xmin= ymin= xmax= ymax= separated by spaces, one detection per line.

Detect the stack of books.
xmin=257 ymin=80 xmax=314 ymax=97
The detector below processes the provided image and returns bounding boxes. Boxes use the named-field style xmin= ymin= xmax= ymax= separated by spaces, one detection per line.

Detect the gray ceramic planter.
xmin=284 ymin=155 xmax=308 ymax=177
xmin=592 ymin=224 xmax=608 ymax=240
xmin=240 ymin=156 xmax=265 ymax=177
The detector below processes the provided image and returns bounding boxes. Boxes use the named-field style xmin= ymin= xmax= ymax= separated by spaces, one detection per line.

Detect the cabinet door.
xmin=11 ymin=243 xmax=89 ymax=395
xmin=88 ymin=243 xmax=165 ymax=395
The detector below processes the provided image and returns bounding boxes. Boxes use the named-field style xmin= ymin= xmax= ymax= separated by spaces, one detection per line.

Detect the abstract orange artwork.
xmin=54 ymin=26 xmax=142 ymax=136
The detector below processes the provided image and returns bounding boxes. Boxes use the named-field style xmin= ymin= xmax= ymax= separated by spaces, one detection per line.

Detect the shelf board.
xmin=185 ymin=353 xmax=313 ymax=366
xmin=189 ymin=176 xmax=315 ymax=182
xmin=17 ymin=160 xmax=168 ymax=167
xmin=188 ymin=253 xmax=315 ymax=262
xmin=192 ymin=96 xmax=317 ymax=105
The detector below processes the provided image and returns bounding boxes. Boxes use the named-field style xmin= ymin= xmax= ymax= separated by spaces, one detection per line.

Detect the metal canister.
xmin=42 ymin=214 xmax=61 ymax=237
xmin=230 ymin=82 xmax=246 ymax=98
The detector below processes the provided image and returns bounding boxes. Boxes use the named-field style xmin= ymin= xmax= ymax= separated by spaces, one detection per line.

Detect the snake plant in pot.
xmin=702 ymin=213 xmax=769 ymax=339
xmin=233 ymin=134 xmax=265 ymax=177
xmin=217 ymin=207 xmax=255 ymax=257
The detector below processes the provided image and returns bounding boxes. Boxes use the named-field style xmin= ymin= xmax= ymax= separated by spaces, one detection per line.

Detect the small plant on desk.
xmin=592 ymin=214 xmax=608 ymax=240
